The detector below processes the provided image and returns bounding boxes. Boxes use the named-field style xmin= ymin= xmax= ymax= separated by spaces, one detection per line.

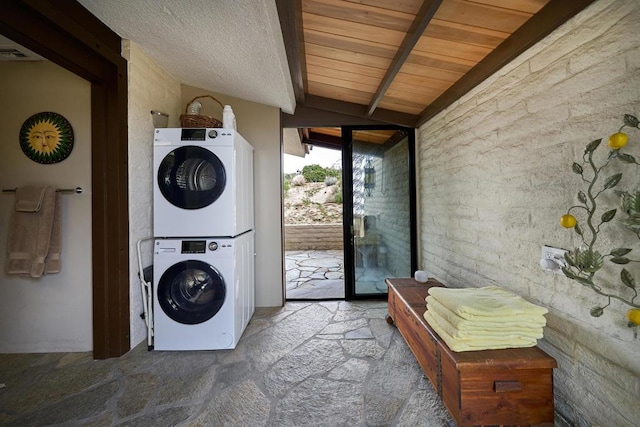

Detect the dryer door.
xmin=157 ymin=145 xmax=227 ymax=209
xmin=157 ymin=260 xmax=226 ymax=324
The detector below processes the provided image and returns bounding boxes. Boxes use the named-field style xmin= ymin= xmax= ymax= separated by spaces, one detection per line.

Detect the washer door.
xmin=157 ymin=260 xmax=226 ymax=325
xmin=157 ymin=146 xmax=226 ymax=209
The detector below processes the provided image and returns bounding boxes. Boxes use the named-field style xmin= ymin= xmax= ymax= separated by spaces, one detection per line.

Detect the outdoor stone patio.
xmin=285 ymin=250 xmax=391 ymax=299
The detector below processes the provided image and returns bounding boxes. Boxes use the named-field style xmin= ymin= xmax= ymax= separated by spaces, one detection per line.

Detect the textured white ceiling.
xmin=78 ymin=0 xmax=295 ymax=114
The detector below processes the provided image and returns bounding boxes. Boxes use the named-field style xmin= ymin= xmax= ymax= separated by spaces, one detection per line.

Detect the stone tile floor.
xmin=0 ymin=301 xmax=452 ymax=427
xmin=285 ymin=250 xmax=391 ymax=299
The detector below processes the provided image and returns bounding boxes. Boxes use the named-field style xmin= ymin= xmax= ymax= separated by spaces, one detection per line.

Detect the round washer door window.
xmin=158 ymin=146 xmax=226 ymax=209
xmin=157 ymin=260 xmax=226 ymax=325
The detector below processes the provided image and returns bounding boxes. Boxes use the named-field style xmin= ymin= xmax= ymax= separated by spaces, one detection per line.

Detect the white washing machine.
xmin=153 ymin=128 xmax=254 ymax=238
xmin=152 ymin=232 xmax=255 ymax=351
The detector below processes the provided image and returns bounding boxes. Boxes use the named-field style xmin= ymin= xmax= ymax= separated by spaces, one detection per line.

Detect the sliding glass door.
xmin=342 ymin=126 xmax=417 ymax=299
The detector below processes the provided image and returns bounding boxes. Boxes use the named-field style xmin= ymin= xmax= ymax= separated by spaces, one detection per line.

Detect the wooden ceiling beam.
xmin=367 ymin=0 xmax=443 ymax=116
xmin=276 ymin=0 xmax=306 ymax=104
xmin=303 ymin=130 xmax=343 ymax=150
xmin=282 ymin=96 xmax=418 ymax=128
xmin=417 ymin=0 xmax=598 ymax=126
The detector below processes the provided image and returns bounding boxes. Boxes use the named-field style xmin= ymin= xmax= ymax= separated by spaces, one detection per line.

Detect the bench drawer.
xmin=440 ymin=348 xmax=555 ymax=426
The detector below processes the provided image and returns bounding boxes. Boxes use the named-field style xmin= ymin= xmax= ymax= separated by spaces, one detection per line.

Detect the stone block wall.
xmin=284 ymin=224 xmax=344 ymax=250
xmin=123 ymin=41 xmax=182 ymax=347
xmin=417 ymin=0 xmax=640 ymax=425
xmin=366 ymin=140 xmax=412 ymax=276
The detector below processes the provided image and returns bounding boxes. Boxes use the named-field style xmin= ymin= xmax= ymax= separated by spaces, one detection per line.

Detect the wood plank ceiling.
xmin=278 ymin=0 xmax=597 ymax=130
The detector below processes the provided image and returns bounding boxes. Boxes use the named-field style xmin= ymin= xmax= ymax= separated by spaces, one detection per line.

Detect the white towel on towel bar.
xmin=5 ymin=185 xmax=61 ymax=277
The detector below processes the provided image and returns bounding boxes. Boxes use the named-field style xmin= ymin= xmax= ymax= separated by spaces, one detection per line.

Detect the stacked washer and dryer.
xmin=152 ymin=127 xmax=255 ymax=350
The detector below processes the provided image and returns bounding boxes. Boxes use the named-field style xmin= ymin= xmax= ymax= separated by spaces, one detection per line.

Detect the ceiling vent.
xmin=0 ymin=35 xmax=46 ymax=61
xmin=0 ymin=48 xmax=28 ymax=59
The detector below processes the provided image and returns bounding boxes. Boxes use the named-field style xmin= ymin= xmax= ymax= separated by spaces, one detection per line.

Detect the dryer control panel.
xmin=181 ymin=240 xmax=206 ymax=254
xmin=154 ymin=239 xmax=233 ymax=255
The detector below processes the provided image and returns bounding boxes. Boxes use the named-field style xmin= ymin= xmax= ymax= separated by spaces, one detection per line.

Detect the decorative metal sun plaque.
xmin=19 ymin=111 xmax=74 ymax=164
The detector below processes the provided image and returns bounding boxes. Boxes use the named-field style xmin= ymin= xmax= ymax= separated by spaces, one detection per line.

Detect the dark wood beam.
xmin=276 ymin=0 xmax=306 ymax=104
xmin=417 ymin=0 xmax=598 ymax=126
xmin=367 ymin=0 xmax=443 ymax=116
xmin=303 ymin=130 xmax=343 ymax=150
xmin=0 ymin=0 xmax=131 ymax=359
xmin=283 ymin=95 xmax=418 ymax=128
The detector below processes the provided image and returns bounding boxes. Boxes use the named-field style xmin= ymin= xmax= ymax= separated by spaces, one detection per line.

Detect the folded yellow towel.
xmin=424 ymin=311 xmax=538 ymax=352
xmin=426 ymin=296 xmax=547 ymax=329
xmin=425 ymin=306 xmax=543 ymax=340
xmin=427 ymin=286 xmax=548 ymax=320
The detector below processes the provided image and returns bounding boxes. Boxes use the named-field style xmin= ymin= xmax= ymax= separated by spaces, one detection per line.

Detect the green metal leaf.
xmin=572 ymin=162 xmax=584 ymax=175
xmin=585 ymin=139 xmax=602 ymax=154
xmin=574 ymin=223 xmax=583 ymax=236
xmin=620 ymin=191 xmax=640 ymax=214
xmin=563 ymin=254 xmax=576 ymax=268
xmin=578 ymin=191 xmax=587 ymax=204
xmin=621 ymin=269 xmax=636 ymax=289
xmin=617 ymin=153 xmax=636 ymax=164
xmin=611 ymin=257 xmax=630 ymax=265
xmin=624 ymin=114 xmax=639 ymax=128
xmin=611 ymin=248 xmax=632 ymax=257
xmin=562 ymin=266 xmax=576 ymax=278
xmin=575 ymin=275 xmax=594 ymax=286
xmin=601 ymin=209 xmax=617 ymax=223
xmin=590 ymin=306 xmax=604 ymax=317
xmin=603 ymin=173 xmax=622 ymax=190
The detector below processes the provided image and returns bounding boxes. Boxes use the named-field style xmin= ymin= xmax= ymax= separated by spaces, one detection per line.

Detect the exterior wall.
xmin=123 ymin=41 xmax=182 ymax=347
xmin=365 ymin=140 xmax=411 ymax=276
xmin=284 ymin=224 xmax=343 ymax=250
xmin=417 ymin=1 xmax=640 ymax=425
xmin=181 ymin=84 xmax=284 ymax=308
xmin=0 ymin=61 xmax=92 ymax=352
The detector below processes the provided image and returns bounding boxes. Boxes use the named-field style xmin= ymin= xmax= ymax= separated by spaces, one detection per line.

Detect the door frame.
xmin=0 ymin=1 xmax=130 ymax=358
xmin=341 ymin=125 xmax=418 ymax=300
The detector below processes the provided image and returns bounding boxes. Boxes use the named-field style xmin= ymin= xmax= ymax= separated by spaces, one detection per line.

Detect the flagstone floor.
xmin=0 ymin=301 xmax=453 ymax=426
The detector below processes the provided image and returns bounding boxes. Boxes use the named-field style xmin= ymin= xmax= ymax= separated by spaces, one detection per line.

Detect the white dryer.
xmin=153 ymin=128 xmax=254 ymax=238
xmin=152 ymin=232 xmax=255 ymax=351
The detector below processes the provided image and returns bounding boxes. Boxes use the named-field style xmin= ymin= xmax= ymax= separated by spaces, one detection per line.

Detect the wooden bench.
xmin=386 ymin=278 xmax=557 ymax=427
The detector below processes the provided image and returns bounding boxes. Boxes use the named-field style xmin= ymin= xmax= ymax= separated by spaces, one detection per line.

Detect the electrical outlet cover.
xmin=541 ymin=245 xmax=568 ymax=273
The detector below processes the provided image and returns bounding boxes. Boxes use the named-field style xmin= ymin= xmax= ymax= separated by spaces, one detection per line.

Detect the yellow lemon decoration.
xmin=627 ymin=309 xmax=640 ymax=326
xmin=607 ymin=132 xmax=628 ymax=150
xmin=560 ymin=214 xmax=577 ymax=228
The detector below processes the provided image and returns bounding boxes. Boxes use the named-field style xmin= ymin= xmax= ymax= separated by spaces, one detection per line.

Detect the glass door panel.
xmin=344 ymin=127 xmax=417 ymax=298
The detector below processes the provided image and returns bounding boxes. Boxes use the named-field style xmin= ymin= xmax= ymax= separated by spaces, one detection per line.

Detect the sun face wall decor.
xmin=19 ymin=112 xmax=74 ymax=164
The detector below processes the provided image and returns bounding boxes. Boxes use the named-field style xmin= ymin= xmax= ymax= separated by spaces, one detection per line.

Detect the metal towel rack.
xmin=2 ymin=187 xmax=83 ymax=194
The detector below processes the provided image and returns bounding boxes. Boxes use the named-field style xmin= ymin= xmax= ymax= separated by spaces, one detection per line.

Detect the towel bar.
xmin=2 ymin=187 xmax=83 ymax=194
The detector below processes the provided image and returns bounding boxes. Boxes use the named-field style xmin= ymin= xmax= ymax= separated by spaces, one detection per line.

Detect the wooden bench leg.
xmin=385 ymin=313 xmax=395 ymax=325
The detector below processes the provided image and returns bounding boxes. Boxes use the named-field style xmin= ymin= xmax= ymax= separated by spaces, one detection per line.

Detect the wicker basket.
xmin=179 ymin=95 xmax=224 ymax=128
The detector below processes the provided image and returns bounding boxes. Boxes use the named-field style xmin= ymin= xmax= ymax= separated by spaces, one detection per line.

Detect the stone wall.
xmin=285 ymin=224 xmax=343 ymax=250
xmin=365 ymin=140 xmax=412 ymax=276
xmin=417 ymin=0 xmax=640 ymax=425
xmin=123 ymin=41 xmax=182 ymax=347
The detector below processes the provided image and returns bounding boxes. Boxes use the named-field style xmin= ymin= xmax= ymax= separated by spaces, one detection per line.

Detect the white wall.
xmin=123 ymin=41 xmax=182 ymax=347
xmin=417 ymin=0 xmax=639 ymax=425
xmin=181 ymin=85 xmax=284 ymax=308
xmin=0 ymin=61 xmax=92 ymax=352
